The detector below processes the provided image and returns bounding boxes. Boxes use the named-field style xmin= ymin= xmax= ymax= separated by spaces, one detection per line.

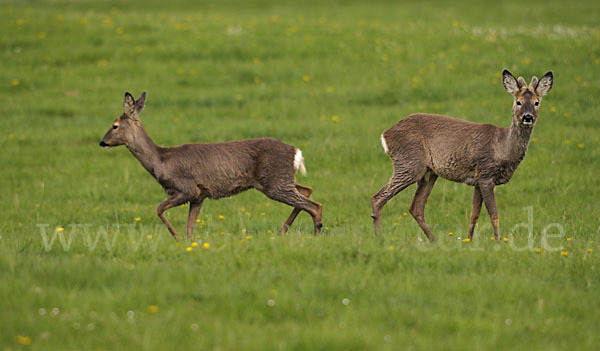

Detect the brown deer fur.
xmin=371 ymin=69 xmax=553 ymax=242
xmin=100 ymin=92 xmax=322 ymax=240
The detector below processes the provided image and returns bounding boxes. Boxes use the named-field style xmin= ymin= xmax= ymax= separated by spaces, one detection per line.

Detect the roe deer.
xmin=371 ymin=69 xmax=553 ymax=242
xmin=100 ymin=92 xmax=323 ymax=240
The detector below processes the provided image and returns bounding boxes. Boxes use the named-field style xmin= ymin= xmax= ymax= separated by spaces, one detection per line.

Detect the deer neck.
xmin=504 ymin=118 xmax=533 ymax=163
xmin=126 ymin=122 xmax=162 ymax=178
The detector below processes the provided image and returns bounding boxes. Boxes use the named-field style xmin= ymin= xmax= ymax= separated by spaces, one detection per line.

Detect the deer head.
xmin=99 ymin=91 xmax=146 ymax=148
xmin=502 ymin=69 xmax=553 ymax=128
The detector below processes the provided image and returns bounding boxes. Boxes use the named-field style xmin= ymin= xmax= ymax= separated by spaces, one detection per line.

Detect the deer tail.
xmin=294 ymin=148 xmax=307 ymax=176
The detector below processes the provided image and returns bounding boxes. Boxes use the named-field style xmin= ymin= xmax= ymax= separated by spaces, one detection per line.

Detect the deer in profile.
xmin=371 ymin=69 xmax=553 ymax=242
xmin=100 ymin=92 xmax=322 ymax=240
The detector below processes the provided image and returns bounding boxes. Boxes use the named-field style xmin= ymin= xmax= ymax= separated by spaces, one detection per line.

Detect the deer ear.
xmin=134 ymin=91 xmax=146 ymax=116
xmin=124 ymin=92 xmax=136 ymax=116
xmin=502 ymin=69 xmax=520 ymax=95
xmin=535 ymin=71 xmax=553 ymax=96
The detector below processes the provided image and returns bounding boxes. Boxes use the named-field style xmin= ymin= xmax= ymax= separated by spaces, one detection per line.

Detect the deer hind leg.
xmin=409 ymin=171 xmax=438 ymax=242
xmin=264 ymin=186 xmax=322 ymax=235
xmin=371 ymin=165 xmax=421 ymax=233
xmin=279 ymin=184 xmax=313 ymax=235
xmin=156 ymin=192 xmax=193 ymax=240
xmin=186 ymin=196 xmax=206 ymax=239
xmin=467 ymin=185 xmax=483 ymax=240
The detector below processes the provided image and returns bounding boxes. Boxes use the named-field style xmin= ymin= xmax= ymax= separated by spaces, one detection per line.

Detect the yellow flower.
xmin=577 ymin=144 xmax=584 ymax=149
xmin=196 ymin=219 xmax=201 ymax=223
xmin=16 ymin=335 xmax=32 ymax=346
xmin=202 ymin=243 xmax=210 ymax=249
xmin=535 ymin=248 xmax=542 ymax=254
xmin=56 ymin=227 xmax=64 ymax=233
xmin=186 ymin=247 xmax=193 ymax=252
xmin=218 ymin=215 xmax=225 ymax=220
xmin=326 ymin=86 xmax=334 ymax=93
xmin=16 ymin=18 xmax=25 ymax=25
xmin=147 ymin=305 xmax=158 ymax=314
xmin=302 ymin=74 xmax=310 ymax=82
xmin=403 ymin=212 xmax=408 ymax=217
xmin=551 ymin=106 xmax=557 ymax=113
xmin=146 ymin=235 xmax=152 ymax=239
xmin=503 ymin=237 xmax=509 ymax=243
xmin=389 ymin=245 xmax=394 ymax=250
xmin=462 ymin=238 xmax=471 ymax=243
xmin=522 ymin=58 xmax=532 ymax=65
xmin=331 ymin=115 xmax=340 ymax=123
xmin=447 ymin=63 xmax=454 ymax=70
xmin=246 ymin=235 xmax=253 ymax=240
xmin=97 ymin=59 xmax=107 ymax=67
xmin=566 ymin=237 xmax=572 ymax=241
xmin=242 ymin=228 xmax=247 ymax=234
xmin=253 ymin=58 xmax=260 ymax=64
xmin=79 ymin=17 xmax=88 ymax=25
xmin=135 ymin=217 xmax=141 ymax=222
xmin=448 ymin=232 xmax=453 ymax=236
xmin=11 ymin=79 xmax=20 ymax=87
xmin=260 ymin=212 xmax=266 ymax=216
xmin=191 ymin=242 xmax=198 ymax=247
xmin=254 ymin=77 xmax=261 ymax=84
xmin=490 ymin=236 xmax=495 ymax=241
xmin=560 ymin=251 xmax=569 ymax=257
xmin=587 ymin=248 xmax=593 ymax=253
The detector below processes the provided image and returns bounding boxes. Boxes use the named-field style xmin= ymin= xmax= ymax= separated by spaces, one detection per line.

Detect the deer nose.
xmin=99 ymin=141 xmax=108 ymax=147
xmin=522 ymin=114 xmax=534 ymax=125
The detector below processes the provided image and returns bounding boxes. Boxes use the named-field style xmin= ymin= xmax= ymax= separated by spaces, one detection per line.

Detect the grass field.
xmin=1 ymin=0 xmax=600 ymax=349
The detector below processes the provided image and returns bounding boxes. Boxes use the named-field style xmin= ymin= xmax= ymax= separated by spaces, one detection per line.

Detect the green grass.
xmin=1 ymin=0 xmax=599 ymax=349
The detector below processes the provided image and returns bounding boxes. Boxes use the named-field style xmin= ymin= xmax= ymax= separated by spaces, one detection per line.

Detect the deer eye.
xmin=516 ymin=101 xmax=522 ymax=106
xmin=534 ymin=101 xmax=539 ymax=106
xmin=112 ymin=125 xmax=118 ymax=130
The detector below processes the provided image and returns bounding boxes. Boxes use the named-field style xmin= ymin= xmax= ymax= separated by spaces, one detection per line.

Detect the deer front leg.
xmin=477 ymin=180 xmax=500 ymax=241
xmin=156 ymin=193 xmax=191 ymax=240
xmin=467 ymin=185 xmax=483 ymax=240
xmin=186 ymin=197 xmax=206 ymax=239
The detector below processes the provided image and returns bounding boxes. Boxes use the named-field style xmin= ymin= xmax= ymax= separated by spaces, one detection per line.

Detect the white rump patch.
xmin=294 ymin=148 xmax=307 ymax=176
xmin=380 ymin=133 xmax=389 ymax=154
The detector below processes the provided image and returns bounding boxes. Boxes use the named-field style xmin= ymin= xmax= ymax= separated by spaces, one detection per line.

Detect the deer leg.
xmin=264 ymin=187 xmax=322 ymax=235
xmin=478 ymin=180 xmax=500 ymax=241
xmin=409 ymin=172 xmax=438 ymax=242
xmin=156 ymin=193 xmax=191 ymax=240
xmin=371 ymin=172 xmax=418 ymax=234
xmin=279 ymin=184 xmax=313 ymax=235
xmin=186 ymin=197 xmax=206 ymax=239
xmin=467 ymin=185 xmax=483 ymax=240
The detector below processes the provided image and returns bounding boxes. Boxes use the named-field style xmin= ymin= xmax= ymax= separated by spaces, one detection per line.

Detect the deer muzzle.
xmin=522 ymin=114 xmax=534 ymax=126
xmin=99 ymin=141 xmax=110 ymax=148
